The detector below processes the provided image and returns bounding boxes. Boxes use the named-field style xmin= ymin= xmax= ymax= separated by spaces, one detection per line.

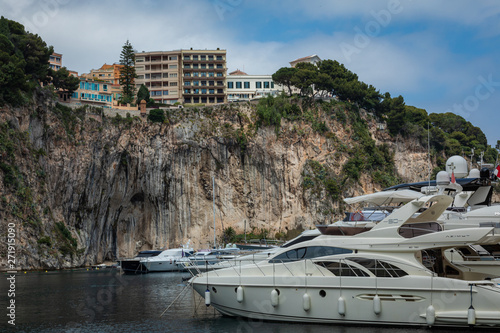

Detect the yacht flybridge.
xmin=190 ymin=194 xmax=500 ymax=328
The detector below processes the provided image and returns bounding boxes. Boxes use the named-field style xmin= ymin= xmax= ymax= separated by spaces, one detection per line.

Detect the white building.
xmin=226 ymin=70 xmax=283 ymax=102
xmin=289 ymin=54 xmax=322 ymax=67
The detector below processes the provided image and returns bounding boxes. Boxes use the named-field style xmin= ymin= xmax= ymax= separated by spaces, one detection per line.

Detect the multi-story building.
xmin=49 ymin=52 xmax=62 ymax=71
xmin=71 ymin=78 xmax=113 ymax=108
xmin=80 ymin=63 xmax=124 ymax=101
xmin=181 ymin=49 xmax=227 ymax=104
xmin=226 ymin=69 xmax=282 ymax=102
xmin=134 ymin=51 xmax=181 ymax=104
xmin=135 ymin=49 xmax=227 ymax=105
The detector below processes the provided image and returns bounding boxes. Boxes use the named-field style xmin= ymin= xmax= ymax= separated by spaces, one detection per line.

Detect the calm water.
xmin=1 ymin=269 xmax=457 ymax=332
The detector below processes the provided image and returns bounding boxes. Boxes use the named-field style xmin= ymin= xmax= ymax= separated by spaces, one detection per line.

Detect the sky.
xmin=2 ymin=0 xmax=499 ymax=146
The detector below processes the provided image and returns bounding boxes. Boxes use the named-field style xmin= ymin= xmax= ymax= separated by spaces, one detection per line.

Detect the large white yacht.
xmin=190 ymin=194 xmax=500 ymax=328
xmin=320 ymin=156 xmax=499 ymax=235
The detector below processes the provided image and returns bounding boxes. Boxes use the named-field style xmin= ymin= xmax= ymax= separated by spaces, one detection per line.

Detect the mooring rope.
xmin=160 ymin=280 xmax=192 ymax=317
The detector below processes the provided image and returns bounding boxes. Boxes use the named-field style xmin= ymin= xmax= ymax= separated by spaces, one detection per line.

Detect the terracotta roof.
xmin=229 ymin=69 xmax=248 ymax=75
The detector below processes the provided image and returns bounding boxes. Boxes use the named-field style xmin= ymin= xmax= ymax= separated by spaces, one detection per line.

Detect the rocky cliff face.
xmin=0 ymin=97 xmax=442 ymax=270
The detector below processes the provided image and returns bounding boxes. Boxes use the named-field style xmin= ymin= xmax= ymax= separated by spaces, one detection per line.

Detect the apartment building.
xmin=134 ymin=51 xmax=182 ymax=104
xmin=49 ymin=52 xmax=62 ymax=71
xmin=135 ymin=49 xmax=227 ymax=105
xmin=81 ymin=63 xmax=124 ymax=101
xmin=226 ymin=69 xmax=282 ymax=101
xmin=181 ymin=49 xmax=227 ymax=104
xmin=71 ymin=78 xmax=113 ymax=108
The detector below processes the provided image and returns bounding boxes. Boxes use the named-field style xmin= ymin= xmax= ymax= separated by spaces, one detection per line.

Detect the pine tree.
xmin=119 ymin=40 xmax=137 ymax=104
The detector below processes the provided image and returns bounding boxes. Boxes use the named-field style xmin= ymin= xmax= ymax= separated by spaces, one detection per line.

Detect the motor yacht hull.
xmin=192 ymin=275 xmax=500 ymax=328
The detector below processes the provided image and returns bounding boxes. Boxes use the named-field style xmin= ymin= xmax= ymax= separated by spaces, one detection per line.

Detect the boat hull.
xmin=192 ymin=275 xmax=500 ymax=328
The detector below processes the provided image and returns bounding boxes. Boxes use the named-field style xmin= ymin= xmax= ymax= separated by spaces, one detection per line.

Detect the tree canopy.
xmin=0 ymin=16 xmax=53 ymax=106
xmin=50 ymin=67 xmax=80 ymax=95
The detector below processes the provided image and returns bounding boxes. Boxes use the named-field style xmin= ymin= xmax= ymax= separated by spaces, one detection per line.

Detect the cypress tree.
xmin=119 ymin=40 xmax=137 ymax=104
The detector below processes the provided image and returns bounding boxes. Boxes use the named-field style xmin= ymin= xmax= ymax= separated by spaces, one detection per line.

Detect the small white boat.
xmin=120 ymin=247 xmax=193 ymax=274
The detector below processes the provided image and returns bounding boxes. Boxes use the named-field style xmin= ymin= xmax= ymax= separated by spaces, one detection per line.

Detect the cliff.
xmin=0 ymin=95 xmax=444 ymax=270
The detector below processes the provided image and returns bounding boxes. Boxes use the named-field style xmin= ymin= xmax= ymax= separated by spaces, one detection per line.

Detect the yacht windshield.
xmin=269 ymin=246 xmax=352 ymax=263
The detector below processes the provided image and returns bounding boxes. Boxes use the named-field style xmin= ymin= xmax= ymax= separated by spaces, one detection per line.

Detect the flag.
xmin=494 ymin=165 xmax=500 ymax=178
xmin=451 ymin=170 xmax=456 ymax=184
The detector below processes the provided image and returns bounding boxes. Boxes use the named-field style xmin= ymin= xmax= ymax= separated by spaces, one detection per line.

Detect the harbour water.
xmin=1 ymin=269 xmax=456 ymax=332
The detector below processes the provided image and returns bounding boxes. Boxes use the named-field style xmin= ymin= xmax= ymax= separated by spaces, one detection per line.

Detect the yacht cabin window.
xmin=347 ymin=257 xmax=408 ymax=277
xmin=315 ymin=261 xmax=369 ymax=277
xmin=269 ymin=246 xmax=352 ymax=263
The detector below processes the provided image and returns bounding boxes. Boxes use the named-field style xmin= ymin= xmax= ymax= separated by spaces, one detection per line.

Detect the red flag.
xmin=494 ymin=165 xmax=500 ymax=178
xmin=451 ymin=170 xmax=456 ymax=184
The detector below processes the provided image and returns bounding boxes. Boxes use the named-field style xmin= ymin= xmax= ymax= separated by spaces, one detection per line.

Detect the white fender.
xmin=303 ymin=293 xmax=311 ymax=311
xmin=338 ymin=296 xmax=346 ymax=316
xmin=426 ymin=305 xmax=435 ymax=326
xmin=468 ymin=306 xmax=476 ymax=326
xmin=237 ymin=286 xmax=244 ymax=303
xmin=373 ymin=294 xmax=381 ymax=315
xmin=271 ymin=289 xmax=279 ymax=307
xmin=205 ymin=289 xmax=211 ymax=307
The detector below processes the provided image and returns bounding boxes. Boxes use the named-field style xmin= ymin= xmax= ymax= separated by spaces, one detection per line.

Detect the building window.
xmin=208 ymin=55 xmax=214 ymax=60
xmin=193 ymin=55 xmax=198 ymax=60
xmin=208 ymin=64 xmax=214 ymax=69
xmin=193 ymin=81 xmax=199 ymax=86
xmin=184 ymin=73 xmax=191 ymax=77
xmin=256 ymin=82 xmax=262 ymax=89
xmin=201 ymin=72 xmax=207 ymax=77
xmin=201 ymin=89 xmax=207 ymax=94
xmin=216 ymin=72 xmax=223 ymax=77
xmin=170 ymin=65 xmax=177 ymax=69
xmin=193 ymin=72 xmax=199 ymax=77
xmin=170 ymin=82 xmax=177 ymax=86
xmin=209 ymin=89 xmax=214 ymax=94
xmin=185 ymin=81 xmax=191 ymax=86
xmin=271 ymin=82 xmax=275 ymax=88
xmin=236 ymin=82 xmax=242 ymax=89
xmin=184 ymin=89 xmax=190 ymax=94
xmin=163 ymin=90 xmax=169 ymax=95
xmin=216 ymin=55 xmax=223 ymax=60
xmin=170 ymin=90 xmax=177 ymax=94
xmin=103 ymin=84 xmax=108 ymax=91
xmin=201 ymin=64 xmax=206 ymax=69
xmin=208 ymin=80 xmax=214 ymax=86
xmin=184 ymin=55 xmax=190 ymax=60
xmin=244 ymin=82 xmax=250 ymax=89
xmin=193 ymin=64 xmax=199 ymax=69
xmin=201 ymin=81 xmax=207 ymax=86
xmin=216 ymin=64 xmax=223 ymax=69
xmin=170 ymin=73 xmax=177 ymax=78
xmin=169 ymin=56 xmax=177 ymax=60
xmin=264 ymin=81 xmax=270 ymax=88
xmin=228 ymin=82 xmax=233 ymax=89
xmin=200 ymin=55 xmax=206 ymax=60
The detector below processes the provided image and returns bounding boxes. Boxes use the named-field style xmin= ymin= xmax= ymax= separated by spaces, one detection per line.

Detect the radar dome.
xmin=468 ymin=168 xmax=480 ymax=178
xmin=436 ymin=171 xmax=450 ymax=185
xmin=445 ymin=156 xmax=468 ymax=178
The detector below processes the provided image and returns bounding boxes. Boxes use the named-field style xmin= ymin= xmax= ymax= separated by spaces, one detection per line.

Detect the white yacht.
xmin=190 ymin=194 xmax=500 ymax=328
xmin=320 ymin=156 xmax=499 ymax=235
xmin=120 ymin=247 xmax=193 ymax=274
